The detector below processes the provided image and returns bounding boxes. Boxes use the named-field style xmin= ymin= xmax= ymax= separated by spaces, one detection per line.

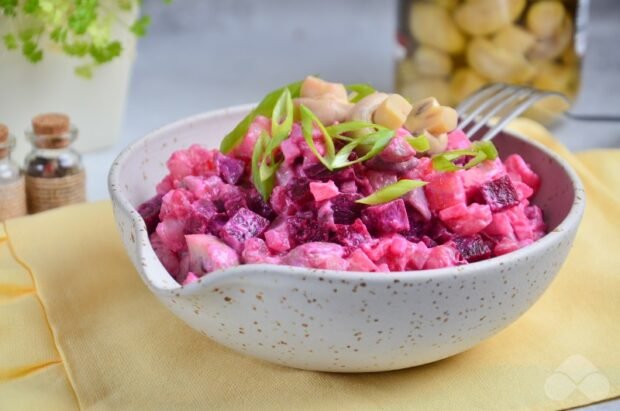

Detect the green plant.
xmin=0 ymin=0 xmax=171 ymax=78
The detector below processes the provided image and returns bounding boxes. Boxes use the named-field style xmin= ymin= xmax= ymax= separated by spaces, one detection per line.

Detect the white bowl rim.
xmin=109 ymin=104 xmax=586 ymax=294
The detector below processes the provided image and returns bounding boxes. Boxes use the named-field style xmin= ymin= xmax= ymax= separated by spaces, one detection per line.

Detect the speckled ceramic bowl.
xmin=109 ymin=105 xmax=585 ymax=372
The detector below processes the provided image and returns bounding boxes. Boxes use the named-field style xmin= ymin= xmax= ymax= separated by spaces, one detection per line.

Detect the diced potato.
xmin=450 ymin=68 xmax=488 ymax=103
xmin=373 ymin=94 xmax=413 ymax=129
xmin=493 ymin=24 xmax=536 ymax=55
xmin=526 ymin=1 xmax=567 ymax=39
xmin=413 ymin=46 xmax=453 ymax=77
xmin=454 ymin=0 xmax=525 ymax=36
xmin=409 ymin=3 xmax=465 ymax=54
xmin=467 ymin=37 xmax=536 ymax=83
xmin=300 ymin=76 xmax=348 ymax=102
xmin=400 ymin=79 xmax=454 ymax=106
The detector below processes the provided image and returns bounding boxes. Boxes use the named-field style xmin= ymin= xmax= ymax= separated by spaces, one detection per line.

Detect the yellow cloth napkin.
xmin=1 ymin=119 xmax=619 ymax=411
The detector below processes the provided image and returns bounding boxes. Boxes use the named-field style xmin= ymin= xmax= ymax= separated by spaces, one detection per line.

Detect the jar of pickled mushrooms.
xmin=396 ymin=0 xmax=588 ymax=120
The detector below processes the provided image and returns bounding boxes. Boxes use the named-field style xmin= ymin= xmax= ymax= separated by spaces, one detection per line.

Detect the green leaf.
xmin=3 ymin=33 xmax=18 ymax=50
xmin=252 ymin=131 xmax=275 ymax=200
xmin=220 ymin=79 xmax=303 ymax=153
xmin=63 ymin=41 xmax=89 ymax=56
xmin=331 ymin=129 xmax=394 ymax=169
xmin=346 ymin=83 xmax=376 ymax=103
xmin=50 ymin=27 xmax=67 ymax=42
xmin=22 ymin=40 xmax=43 ymax=63
xmin=75 ymin=64 xmax=93 ymax=79
xmin=23 ymin=0 xmax=39 ymax=14
xmin=68 ymin=0 xmax=98 ymax=35
xmin=0 ymin=0 xmax=18 ymax=16
xmin=130 ymin=15 xmax=151 ymax=37
xmin=407 ymin=134 xmax=430 ymax=152
xmin=300 ymin=104 xmax=335 ymax=170
xmin=356 ymin=179 xmax=428 ymax=205
xmin=89 ymin=41 xmax=122 ymax=63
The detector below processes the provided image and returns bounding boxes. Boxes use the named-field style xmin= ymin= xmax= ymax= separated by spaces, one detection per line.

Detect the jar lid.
xmin=32 ymin=113 xmax=70 ymax=136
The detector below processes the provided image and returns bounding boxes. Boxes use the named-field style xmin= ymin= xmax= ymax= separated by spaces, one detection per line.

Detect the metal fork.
xmin=456 ymin=83 xmax=571 ymax=141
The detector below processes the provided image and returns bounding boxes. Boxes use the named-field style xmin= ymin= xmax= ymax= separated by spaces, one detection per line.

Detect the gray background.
xmin=84 ymin=1 xmax=618 ymax=408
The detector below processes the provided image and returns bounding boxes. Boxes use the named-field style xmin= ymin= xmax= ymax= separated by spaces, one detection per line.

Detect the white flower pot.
xmin=0 ymin=19 xmax=137 ymax=163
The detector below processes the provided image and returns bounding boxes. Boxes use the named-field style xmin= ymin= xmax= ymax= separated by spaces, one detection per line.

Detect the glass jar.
xmin=396 ymin=0 xmax=587 ymax=119
xmin=0 ymin=124 xmax=27 ymax=221
xmin=24 ymin=113 xmax=86 ymax=213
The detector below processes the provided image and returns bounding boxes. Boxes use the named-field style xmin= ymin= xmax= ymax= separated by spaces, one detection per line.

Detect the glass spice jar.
xmin=24 ymin=113 xmax=86 ymax=213
xmin=395 ymin=0 xmax=588 ymax=120
xmin=0 ymin=124 xmax=27 ymax=221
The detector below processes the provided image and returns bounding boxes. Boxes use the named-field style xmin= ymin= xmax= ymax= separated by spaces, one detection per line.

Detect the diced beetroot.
xmin=138 ymin=194 xmax=163 ymax=234
xmin=270 ymin=186 xmax=298 ymax=216
xmin=220 ymin=208 xmax=270 ymax=252
xmin=366 ymin=156 xmax=418 ymax=173
xmin=480 ymin=175 xmax=520 ymax=211
xmin=334 ymin=219 xmax=372 ymax=248
xmin=525 ymin=205 xmax=546 ymax=240
xmin=156 ymin=218 xmax=186 ymax=252
xmin=287 ymin=177 xmax=313 ymax=203
xmin=494 ymin=238 xmax=521 ymax=256
xmin=447 ymin=129 xmax=472 ymax=150
xmin=408 ymin=241 xmax=431 ymax=270
xmin=150 ymin=232 xmax=180 ymax=278
xmin=182 ymin=272 xmax=199 ymax=286
xmin=287 ymin=211 xmax=329 ymax=246
xmin=402 ymin=207 xmax=432 ymax=242
xmin=186 ymin=234 xmax=239 ymax=275
xmin=283 ymin=242 xmax=348 ymax=270
xmin=461 ymin=159 xmax=505 ymax=198
xmin=361 ymin=234 xmax=413 ymax=271
xmin=303 ymin=163 xmax=333 ymax=181
xmin=216 ymin=153 xmax=245 ymax=184
xmin=504 ymin=154 xmax=540 ymax=192
xmin=451 ymin=235 xmax=492 ymax=262
xmin=156 ymin=175 xmax=174 ymax=195
xmin=331 ymin=193 xmax=363 ymax=224
xmin=362 ymin=199 xmax=410 ymax=235
xmin=425 ymin=172 xmax=466 ymax=212
xmin=439 ymin=203 xmax=492 ymax=236
xmin=242 ymin=238 xmax=282 ymax=264
xmin=207 ymin=213 xmax=228 ymax=236
xmin=310 ymin=180 xmax=339 ymax=202
xmin=347 ymin=249 xmax=378 ymax=272
xmin=340 ymin=180 xmax=357 ymax=193
xmin=275 ymin=163 xmax=298 ymax=186
xmin=247 ymin=190 xmax=276 ymax=220
xmin=264 ymin=217 xmax=291 ymax=252
xmin=184 ymin=199 xmax=216 ymax=234
xmin=424 ymin=245 xmax=463 ymax=269
xmin=167 ymin=149 xmax=194 ymax=181
xmin=181 ymin=175 xmax=223 ymax=199
xmin=429 ymin=219 xmax=454 ymax=244
xmin=230 ymin=116 xmax=270 ymax=160
xmin=220 ymin=186 xmax=248 ymax=217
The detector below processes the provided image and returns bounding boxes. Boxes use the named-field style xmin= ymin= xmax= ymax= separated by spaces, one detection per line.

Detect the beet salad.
xmin=137 ymin=77 xmax=545 ymax=285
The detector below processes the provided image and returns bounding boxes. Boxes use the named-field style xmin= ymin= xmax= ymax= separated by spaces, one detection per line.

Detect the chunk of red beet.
xmin=247 ymin=190 xmax=276 ymax=220
xmin=401 ymin=206 xmax=433 ymax=242
xmin=207 ymin=213 xmax=228 ymax=236
xmin=331 ymin=193 xmax=363 ymax=225
xmin=216 ymin=153 xmax=245 ymax=184
xmin=334 ymin=219 xmax=372 ymax=248
xmin=287 ymin=177 xmax=313 ymax=203
xmin=137 ymin=194 xmax=163 ymax=234
xmin=429 ymin=220 xmax=455 ymax=244
xmin=286 ymin=211 xmax=329 ymax=246
xmin=361 ymin=199 xmax=410 ymax=235
xmin=480 ymin=175 xmax=519 ymax=211
xmin=219 ymin=208 xmax=269 ymax=252
xmin=452 ymin=235 xmax=492 ymax=262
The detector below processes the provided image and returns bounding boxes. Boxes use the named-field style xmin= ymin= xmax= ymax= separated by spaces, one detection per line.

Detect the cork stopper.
xmin=0 ymin=123 xmax=10 ymax=158
xmin=31 ymin=113 xmax=73 ymax=149
xmin=32 ymin=113 xmax=70 ymax=136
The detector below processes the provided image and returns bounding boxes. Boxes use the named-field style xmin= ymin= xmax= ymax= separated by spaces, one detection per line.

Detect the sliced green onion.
xmin=267 ymin=88 xmax=294 ymax=153
xmin=300 ymin=105 xmax=336 ymax=170
xmin=252 ymin=131 xmax=275 ymax=200
xmin=331 ymin=129 xmax=394 ymax=169
xmin=431 ymin=140 xmax=499 ymax=172
xmin=356 ymin=179 xmax=428 ymax=205
xmin=407 ymin=134 xmax=430 ymax=152
xmin=220 ymin=79 xmax=302 ymax=153
xmin=325 ymin=121 xmax=387 ymax=136
xmin=346 ymin=83 xmax=376 ymax=103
